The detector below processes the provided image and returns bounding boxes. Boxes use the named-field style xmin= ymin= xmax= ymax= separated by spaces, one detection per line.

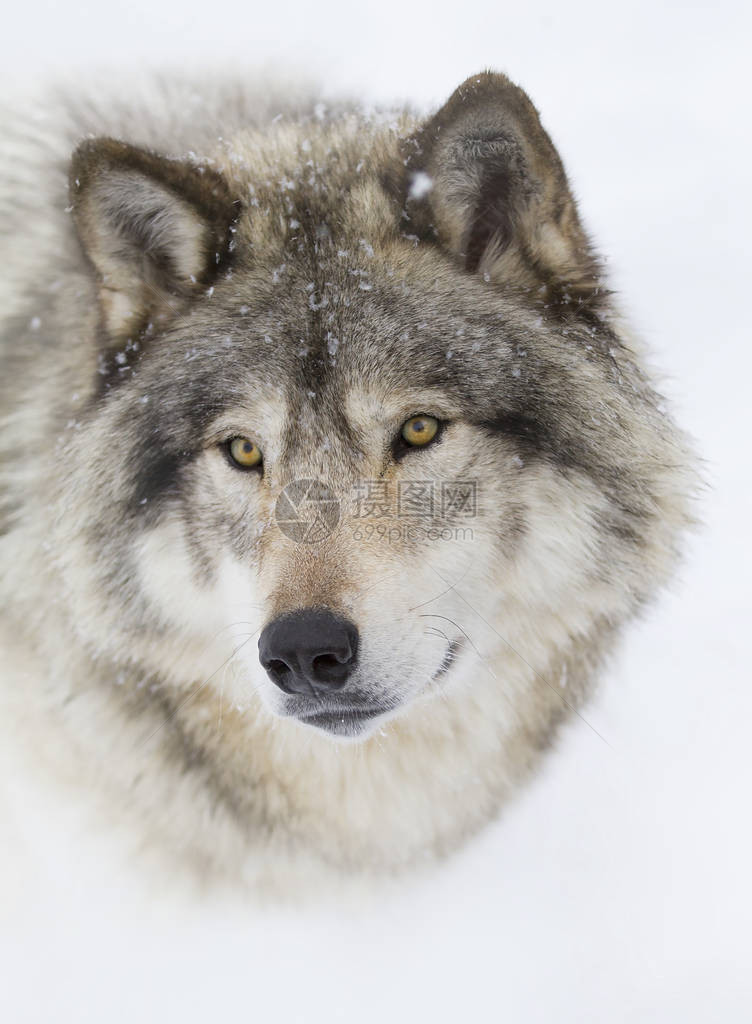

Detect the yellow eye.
xmin=228 ymin=437 xmax=263 ymax=468
xmin=400 ymin=414 xmax=440 ymax=447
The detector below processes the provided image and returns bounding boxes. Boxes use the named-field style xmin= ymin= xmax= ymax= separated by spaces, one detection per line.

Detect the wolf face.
xmin=51 ymin=73 xmax=691 ymax=745
xmin=0 ymin=72 xmax=694 ymax=872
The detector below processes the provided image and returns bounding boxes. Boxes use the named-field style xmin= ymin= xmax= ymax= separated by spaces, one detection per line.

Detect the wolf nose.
xmin=258 ymin=609 xmax=359 ymax=696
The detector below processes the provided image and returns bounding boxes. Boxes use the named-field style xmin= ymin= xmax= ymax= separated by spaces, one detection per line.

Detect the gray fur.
xmin=0 ymin=72 xmax=696 ymax=886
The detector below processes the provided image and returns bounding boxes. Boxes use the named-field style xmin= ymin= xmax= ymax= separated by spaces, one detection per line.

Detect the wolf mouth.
xmin=298 ymin=706 xmax=388 ymax=734
xmin=289 ymin=639 xmax=465 ymax=736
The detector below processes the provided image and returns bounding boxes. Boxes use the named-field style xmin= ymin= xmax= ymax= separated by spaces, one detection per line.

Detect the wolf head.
xmin=59 ymin=72 xmax=691 ymax=744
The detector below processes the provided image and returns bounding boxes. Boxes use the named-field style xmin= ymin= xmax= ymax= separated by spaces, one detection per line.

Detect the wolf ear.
xmin=398 ymin=72 xmax=603 ymax=308
xmin=69 ymin=138 xmax=239 ymax=339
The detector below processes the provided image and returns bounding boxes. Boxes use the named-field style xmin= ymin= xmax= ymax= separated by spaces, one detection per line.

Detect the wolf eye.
xmin=227 ymin=437 xmax=263 ymax=469
xmin=400 ymin=415 xmax=440 ymax=447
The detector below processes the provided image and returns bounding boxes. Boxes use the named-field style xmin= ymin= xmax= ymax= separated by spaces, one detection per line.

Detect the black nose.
xmin=258 ymin=609 xmax=359 ymax=696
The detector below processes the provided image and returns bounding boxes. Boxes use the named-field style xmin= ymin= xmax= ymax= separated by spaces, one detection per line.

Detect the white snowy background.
xmin=1 ymin=1 xmax=750 ymax=1020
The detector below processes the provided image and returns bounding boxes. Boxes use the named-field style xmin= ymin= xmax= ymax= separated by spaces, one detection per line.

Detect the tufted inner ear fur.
xmin=396 ymin=71 xmax=605 ymax=311
xmin=69 ymin=138 xmax=239 ymax=340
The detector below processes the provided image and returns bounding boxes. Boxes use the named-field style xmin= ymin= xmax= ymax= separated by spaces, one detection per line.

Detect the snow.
xmin=408 ymin=171 xmax=434 ymax=200
xmin=2 ymin=1 xmax=751 ymax=1022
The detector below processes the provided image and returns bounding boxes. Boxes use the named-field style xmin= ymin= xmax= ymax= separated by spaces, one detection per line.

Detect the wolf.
xmin=0 ymin=71 xmax=695 ymax=885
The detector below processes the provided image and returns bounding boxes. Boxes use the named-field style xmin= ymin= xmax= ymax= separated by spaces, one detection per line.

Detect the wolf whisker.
xmin=408 ymin=558 xmax=475 ymax=612
xmin=423 ymin=626 xmax=450 ymax=643
xmin=418 ymin=613 xmax=497 ymax=680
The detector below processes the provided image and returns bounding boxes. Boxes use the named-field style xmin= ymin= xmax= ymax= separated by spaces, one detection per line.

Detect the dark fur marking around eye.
xmin=124 ymin=399 xmax=201 ymax=518
xmin=130 ymin=447 xmax=191 ymax=519
xmin=478 ymin=410 xmax=587 ymax=473
xmin=479 ymin=410 xmax=548 ymax=450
